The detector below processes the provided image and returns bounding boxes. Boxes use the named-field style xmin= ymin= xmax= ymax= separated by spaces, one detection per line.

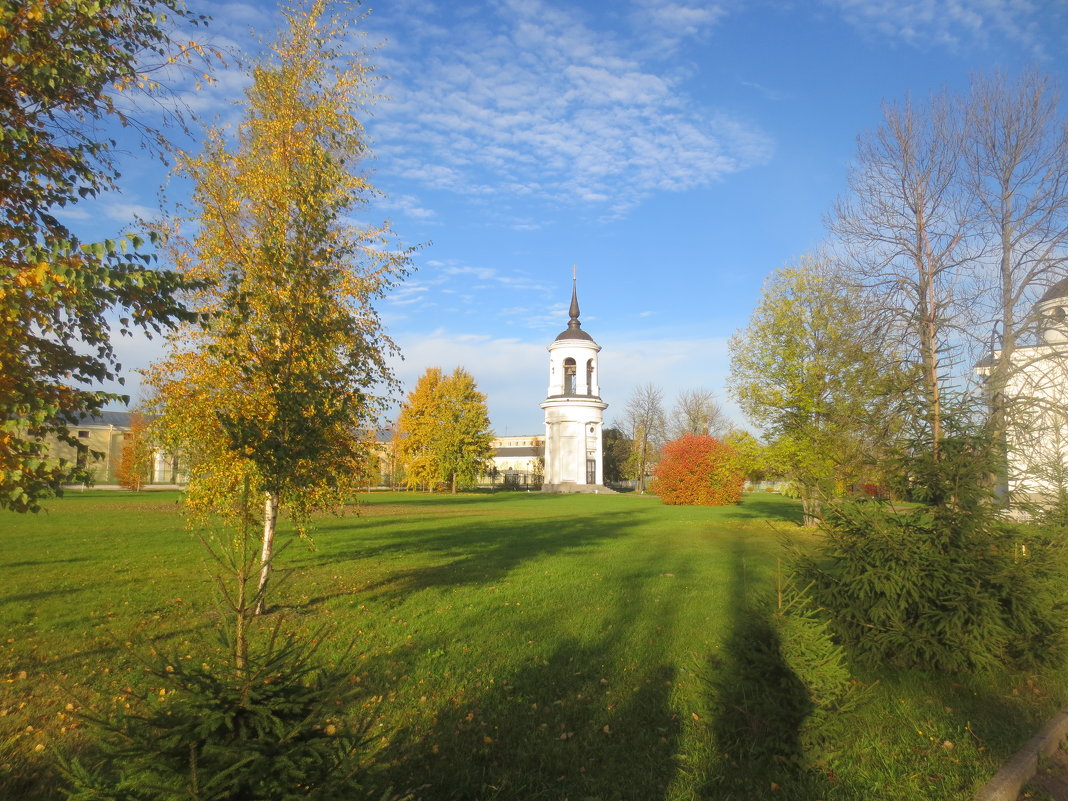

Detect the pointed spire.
xmin=554 ymin=265 xmax=593 ymax=341
xmin=568 ymin=268 xmax=581 ymax=330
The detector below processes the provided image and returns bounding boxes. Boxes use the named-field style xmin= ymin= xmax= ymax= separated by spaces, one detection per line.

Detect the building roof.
xmin=71 ymin=410 xmax=135 ymax=428
xmin=493 ymin=446 xmax=543 ymax=458
xmin=1039 ymin=277 xmax=1068 ymax=303
xmin=554 ymin=279 xmax=594 ymax=342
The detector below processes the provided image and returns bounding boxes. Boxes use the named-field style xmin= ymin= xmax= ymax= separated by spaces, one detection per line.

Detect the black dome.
xmin=1039 ymin=277 xmax=1068 ymax=303
xmin=555 ymin=326 xmax=593 ymax=342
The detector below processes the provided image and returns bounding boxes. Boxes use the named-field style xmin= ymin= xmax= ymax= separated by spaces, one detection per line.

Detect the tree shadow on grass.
xmin=717 ymin=496 xmax=805 ymax=525
xmin=0 ymin=587 xmax=88 ymax=606
xmin=375 ymin=643 xmax=679 ymax=801
xmin=698 ymin=539 xmax=846 ymax=800
xmin=0 ymin=557 xmax=92 ymax=570
xmin=356 ymin=491 xmax=563 ymax=509
xmin=850 ymin=665 xmax=1049 ymax=798
xmin=288 ymin=508 xmax=656 ymax=610
xmin=361 ymin=573 xmax=686 ymax=801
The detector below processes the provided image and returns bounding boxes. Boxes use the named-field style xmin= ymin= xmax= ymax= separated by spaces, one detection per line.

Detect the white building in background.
xmin=485 ymin=435 xmax=544 ymax=488
xmin=540 ymin=279 xmax=611 ymax=493
xmin=981 ymin=277 xmax=1068 ymax=505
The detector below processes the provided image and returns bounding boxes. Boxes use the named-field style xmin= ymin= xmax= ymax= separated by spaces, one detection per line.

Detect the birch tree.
xmin=830 ymin=94 xmax=972 ymax=460
xmin=621 ymin=383 xmax=666 ymax=492
xmin=667 ymin=388 xmax=728 ymax=440
xmin=148 ymin=0 xmax=410 ymax=617
xmin=963 ymin=71 xmax=1068 ymax=493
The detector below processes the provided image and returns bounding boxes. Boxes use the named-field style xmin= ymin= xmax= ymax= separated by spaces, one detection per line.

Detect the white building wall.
xmin=541 ymin=339 xmax=607 ymax=490
xmin=1001 ymin=343 xmax=1068 ymax=500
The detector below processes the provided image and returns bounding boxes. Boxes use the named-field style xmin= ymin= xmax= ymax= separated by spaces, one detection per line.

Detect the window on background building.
xmin=77 ymin=430 xmax=90 ymax=438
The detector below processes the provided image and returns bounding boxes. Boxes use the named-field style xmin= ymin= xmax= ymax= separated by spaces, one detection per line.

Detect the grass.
xmin=1 ymin=490 xmax=1066 ymax=800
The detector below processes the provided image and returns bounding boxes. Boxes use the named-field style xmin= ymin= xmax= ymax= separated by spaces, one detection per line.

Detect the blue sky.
xmin=70 ymin=0 xmax=1068 ymax=435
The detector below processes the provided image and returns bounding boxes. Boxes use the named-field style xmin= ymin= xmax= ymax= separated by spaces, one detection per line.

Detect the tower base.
xmin=541 ymin=482 xmax=617 ymax=494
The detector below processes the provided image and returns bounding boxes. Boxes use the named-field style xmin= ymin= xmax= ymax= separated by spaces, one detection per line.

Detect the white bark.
xmin=255 ymin=491 xmax=279 ymax=615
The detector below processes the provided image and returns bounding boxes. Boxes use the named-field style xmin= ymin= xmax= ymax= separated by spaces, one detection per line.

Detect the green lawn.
xmin=1 ymin=490 xmax=1065 ymax=800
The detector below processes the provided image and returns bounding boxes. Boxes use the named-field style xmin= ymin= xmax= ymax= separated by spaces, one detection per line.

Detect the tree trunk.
xmin=638 ymin=438 xmax=649 ymax=492
xmin=255 ymin=491 xmax=279 ymax=615
xmin=801 ymin=488 xmax=822 ymax=527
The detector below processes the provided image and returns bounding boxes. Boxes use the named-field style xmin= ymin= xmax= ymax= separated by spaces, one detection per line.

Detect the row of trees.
xmin=608 ymin=384 xmax=731 ymax=490
xmin=729 ymin=69 xmax=1068 ymax=520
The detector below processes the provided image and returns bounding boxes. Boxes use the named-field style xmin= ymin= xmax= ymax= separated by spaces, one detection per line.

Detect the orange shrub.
xmin=652 ymin=434 xmax=745 ymax=506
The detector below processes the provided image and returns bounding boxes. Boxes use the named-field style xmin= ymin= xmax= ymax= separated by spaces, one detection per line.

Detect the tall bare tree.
xmin=621 ymin=383 xmax=666 ymax=492
xmin=668 ymin=388 xmax=728 ymax=440
xmin=831 ymin=94 xmax=974 ymax=460
xmin=963 ymin=70 xmax=1068 ymax=493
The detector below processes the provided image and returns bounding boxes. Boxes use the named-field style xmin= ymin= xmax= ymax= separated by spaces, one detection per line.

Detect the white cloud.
xmin=823 ymin=0 xmax=1052 ymax=54
xmin=628 ymin=0 xmax=731 ymax=53
xmin=367 ymin=0 xmax=773 ymax=218
xmin=102 ymin=321 xmax=747 ymax=439
xmin=387 ymin=282 xmax=433 ymax=307
xmin=600 ymin=333 xmax=744 ymax=428
xmin=389 ymin=330 xmax=548 ymax=433
xmin=443 ymin=265 xmax=499 ymax=281
xmin=102 ymin=201 xmax=159 ymax=225
xmin=382 ymin=260 xmax=558 ymax=322
xmin=379 ymin=193 xmax=438 ymax=220
xmin=388 ymin=327 xmax=745 ymax=434
xmin=740 ymin=79 xmax=788 ymax=102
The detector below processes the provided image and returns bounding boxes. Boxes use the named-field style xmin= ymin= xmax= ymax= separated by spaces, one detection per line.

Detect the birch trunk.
xmin=255 ymin=491 xmax=279 ymax=615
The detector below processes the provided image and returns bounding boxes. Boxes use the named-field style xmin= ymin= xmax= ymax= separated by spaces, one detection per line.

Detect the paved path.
xmin=62 ymin=484 xmax=185 ymax=491
xmin=1019 ymin=747 xmax=1068 ymax=800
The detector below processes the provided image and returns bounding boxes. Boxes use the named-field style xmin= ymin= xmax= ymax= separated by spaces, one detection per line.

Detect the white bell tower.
xmin=541 ymin=274 xmax=609 ymax=493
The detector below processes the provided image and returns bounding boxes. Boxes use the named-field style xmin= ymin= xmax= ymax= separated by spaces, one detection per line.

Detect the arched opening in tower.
xmin=564 ymin=358 xmax=577 ymax=394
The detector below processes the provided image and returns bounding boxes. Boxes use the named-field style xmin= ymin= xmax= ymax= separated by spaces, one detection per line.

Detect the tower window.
xmin=563 ymin=358 xmax=577 ymax=394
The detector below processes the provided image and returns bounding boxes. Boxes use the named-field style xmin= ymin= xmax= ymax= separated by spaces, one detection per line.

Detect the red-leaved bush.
xmin=652 ymin=434 xmax=745 ymax=506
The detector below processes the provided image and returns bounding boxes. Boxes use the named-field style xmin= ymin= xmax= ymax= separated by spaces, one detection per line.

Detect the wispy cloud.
xmin=102 ymin=201 xmax=159 ymax=225
xmin=628 ymin=0 xmax=731 ymax=53
xmin=379 ymin=193 xmax=438 ymax=220
xmin=387 ymin=326 xmax=742 ymax=433
xmin=367 ymin=0 xmax=772 ymax=219
xmin=388 ymin=330 xmax=547 ymax=431
xmin=741 ymin=79 xmax=788 ymax=102
xmin=822 ymin=0 xmax=1056 ymax=55
xmin=383 ymin=260 xmax=556 ymax=319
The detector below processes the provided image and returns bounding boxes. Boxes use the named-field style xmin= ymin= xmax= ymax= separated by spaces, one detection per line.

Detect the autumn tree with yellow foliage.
xmin=0 ymin=0 xmax=211 ymax=512
xmin=115 ymin=411 xmax=153 ymax=491
xmin=147 ymin=0 xmax=411 ymax=617
xmin=397 ymin=367 xmax=494 ymax=494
